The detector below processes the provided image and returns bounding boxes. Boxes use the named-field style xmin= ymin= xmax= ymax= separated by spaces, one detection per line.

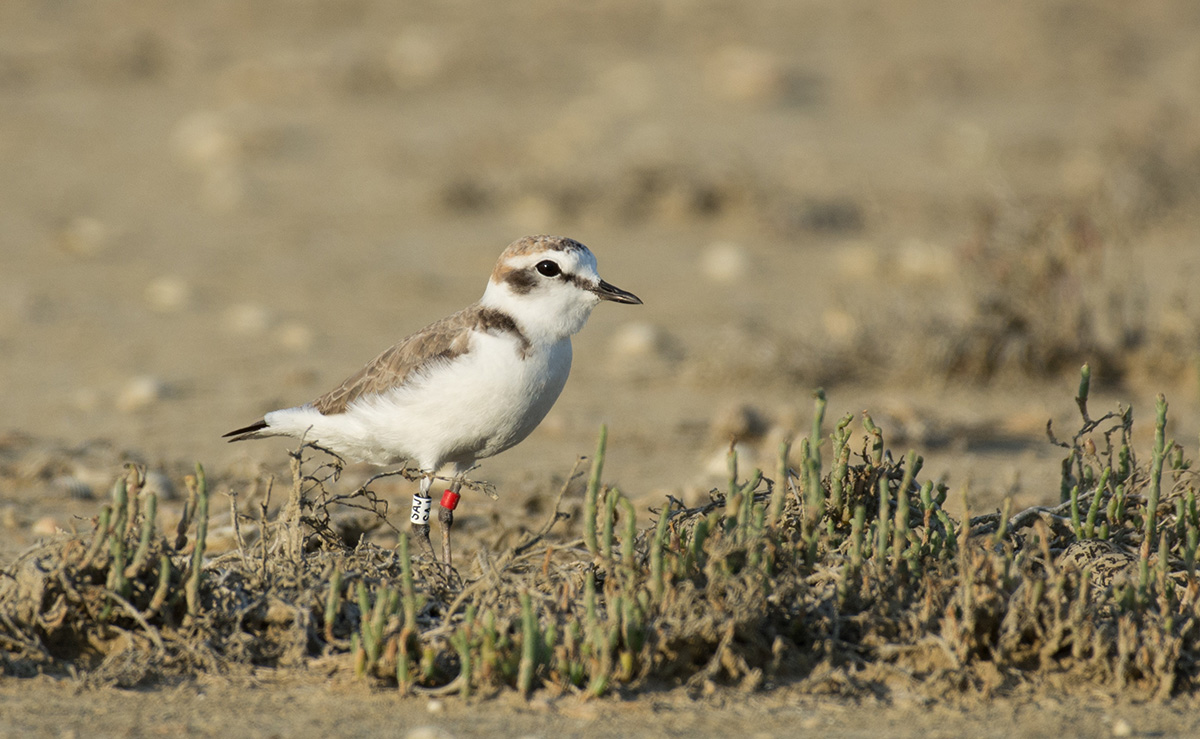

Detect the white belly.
xmin=267 ymin=334 xmax=572 ymax=469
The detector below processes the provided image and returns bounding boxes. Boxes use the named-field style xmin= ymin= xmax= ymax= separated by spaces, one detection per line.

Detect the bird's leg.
xmin=438 ymin=478 xmax=463 ymax=577
xmin=410 ymin=476 xmax=435 ymax=560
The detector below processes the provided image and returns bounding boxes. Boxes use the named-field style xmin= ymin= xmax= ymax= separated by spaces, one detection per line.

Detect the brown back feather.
xmin=311 ymin=305 xmax=528 ymax=415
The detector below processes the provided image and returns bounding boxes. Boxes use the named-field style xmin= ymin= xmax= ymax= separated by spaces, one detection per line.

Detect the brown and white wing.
xmin=311 ymin=308 xmax=477 ymax=416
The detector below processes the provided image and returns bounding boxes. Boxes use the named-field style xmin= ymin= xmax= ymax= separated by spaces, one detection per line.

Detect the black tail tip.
xmin=223 ymin=419 xmax=269 ymax=440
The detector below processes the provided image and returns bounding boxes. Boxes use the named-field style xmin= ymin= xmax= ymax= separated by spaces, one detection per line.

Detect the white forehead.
xmin=492 ymin=235 xmax=600 ymax=280
xmin=508 ymin=246 xmax=596 ymax=274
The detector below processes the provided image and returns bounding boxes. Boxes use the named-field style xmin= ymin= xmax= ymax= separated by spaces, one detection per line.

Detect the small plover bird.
xmin=224 ymin=235 xmax=642 ymax=570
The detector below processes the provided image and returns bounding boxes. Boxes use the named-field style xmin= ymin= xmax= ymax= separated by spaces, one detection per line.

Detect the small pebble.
xmin=276 ymin=321 xmax=314 ymax=352
xmin=406 ymin=725 xmax=454 ymax=739
xmin=142 ymin=470 xmax=178 ymax=501
xmin=699 ymin=241 xmax=749 ymax=283
xmin=56 ymin=217 xmax=110 ymax=257
xmin=896 ymin=238 xmax=952 ymax=281
xmin=704 ymin=442 xmax=757 ymax=478
xmin=821 ymin=308 xmax=859 ymax=345
xmin=707 ymin=46 xmax=788 ymax=104
xmin=116 ymin=376 xmax=169 ymax=413
xmin=173 ymin=110 xmax=236 ymax=168
xmin=1111 ymin=718 xmax=1133 ymax=737
xmin=51 ymin=475 xmax=94 ymax=500
xmin=144 ymin=275 xmax=192 ymax=313
xmin=608 ymin=322 xmax=666 ymax=360
xmin=32 ymin=516 xmax=60 ymax=536
xmin=263 ymin=600 xmax=295 ymax=626
xmin=424 ymin=700 xmax=444 ymax=715
xmin=710 ymin=402 xmax=769 ymax=442
xmin=224 ymin=303 xmax=272 ymax=336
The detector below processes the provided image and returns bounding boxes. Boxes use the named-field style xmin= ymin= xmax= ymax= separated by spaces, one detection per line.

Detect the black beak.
xmin=593 ymin=279 xmax=643 ymax=305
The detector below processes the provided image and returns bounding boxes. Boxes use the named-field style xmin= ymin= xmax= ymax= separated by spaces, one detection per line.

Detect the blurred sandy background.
xmin=6 ymin=3 xmax=1200 ymax=733
xmin=3 ymin=0 xmax=1200 ymax=518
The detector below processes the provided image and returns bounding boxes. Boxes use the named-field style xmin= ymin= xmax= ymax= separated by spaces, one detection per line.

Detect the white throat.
xmin=480 ymin=280 xmax=599 ymax=346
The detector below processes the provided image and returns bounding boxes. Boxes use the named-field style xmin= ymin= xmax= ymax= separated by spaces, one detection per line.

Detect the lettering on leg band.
xmin=410 ymin=494 xmax=432 ymax=525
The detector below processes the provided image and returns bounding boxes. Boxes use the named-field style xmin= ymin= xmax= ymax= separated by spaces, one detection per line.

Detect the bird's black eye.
xmin=536 ymin=260 xmax=561 ymax=277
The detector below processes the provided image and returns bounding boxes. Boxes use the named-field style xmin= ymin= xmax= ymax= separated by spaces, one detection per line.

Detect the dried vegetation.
xmin=3 ymin=371 xmax=1199 ymax=701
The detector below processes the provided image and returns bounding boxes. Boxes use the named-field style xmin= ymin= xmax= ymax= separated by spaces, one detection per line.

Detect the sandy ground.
xmin=4 ymin=0 xmax=1200 ymax=733
xmin=4 ymin=672 xmax=1200 ymax=739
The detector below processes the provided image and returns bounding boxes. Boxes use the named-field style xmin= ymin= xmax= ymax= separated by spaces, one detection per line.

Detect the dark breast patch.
xmin=477 ymin=307 xmax=532 ymax=356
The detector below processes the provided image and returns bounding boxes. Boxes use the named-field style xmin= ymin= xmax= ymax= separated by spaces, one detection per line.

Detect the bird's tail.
xmin=222 ymin=419 xmax=275 ymax=442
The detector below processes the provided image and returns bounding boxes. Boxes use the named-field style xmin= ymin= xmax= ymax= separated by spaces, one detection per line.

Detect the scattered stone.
xmin=144 ymin=275 xmax=192 ymax=313
xmin=173 ymin=110 xmax=237 ymax=169
xmin=1111 ymin=718 xmax=1133 ymax=737
xmin=142 ymin=470 xmax=178 ymax=501
xmin=821 ymin=307 xmax=860 ymax=346
xmin=707 ymin=46 xmax=788 ymax=104
xmin=51 ymin=475 xmax=93 ymax=500
xmin=55 ymin=216 xmax=110 ymax=257
xmin=224 ymin=303 xmax=272 ymax=336
xmin=710 ymin=402 xmax=769 ymax=443
xmin=896 ymin=238 xmax=953 ymax=282
xmin=608 ymin=322 xmax=667 ymax=360
xmin=31 ymin=516 xmax=60 ymax=536
xmin=275 ymin=321 xmax=314 ymax=352
xmin=116 ymin=376 xmax=169 ymax=413
xmin=704 ymin=441 xmax=758 ymax=478
xmin=699 ymin=241 xmax=749 ymax=283
xmin=172 ymin=111 xmax=248 ymax=210
xmin=263 ymin=599 xmax=296 ymax=626
xmin=203 ymin=525 xmax=240 ymax=555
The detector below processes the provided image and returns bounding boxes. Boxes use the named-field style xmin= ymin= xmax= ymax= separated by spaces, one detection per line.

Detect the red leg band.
xmin=440 ymin=489 xmax=460 ymax=510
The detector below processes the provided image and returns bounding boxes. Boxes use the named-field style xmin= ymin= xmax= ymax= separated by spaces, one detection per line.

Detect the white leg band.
xmin=410 ymin=493 xmax=432 ymax=525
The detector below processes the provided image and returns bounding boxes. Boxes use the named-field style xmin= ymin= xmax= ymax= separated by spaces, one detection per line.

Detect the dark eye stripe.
xmin=561 ymin=272 xmax=590 ymax=290
xmin=503 ymin=267 xmax=538 ymax=294
xmin=501 ymin=264 xmax=596 ymax=295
